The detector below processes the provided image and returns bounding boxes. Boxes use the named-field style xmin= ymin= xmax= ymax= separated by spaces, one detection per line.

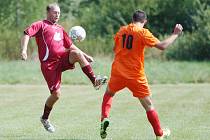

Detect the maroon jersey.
xmin=24 ymin=20 xmax=74 ymax=92
xmin=24 ymin=20 xmax=72 ymax=62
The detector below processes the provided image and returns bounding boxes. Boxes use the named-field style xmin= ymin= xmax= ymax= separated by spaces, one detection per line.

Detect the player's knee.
xmin=139 ymin=96 xmax=154 ymax=111
xmin=51 ymin=91 xmax=61 ymax=100
xmin=106 ymin=87 xmax=115 ymax=97
xmin=70 ymin=50 xmax=82 ymax=62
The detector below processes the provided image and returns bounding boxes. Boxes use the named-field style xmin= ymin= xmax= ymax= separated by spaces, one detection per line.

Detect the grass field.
xmin=0 ymin=84 xmax=210 ymax=140
xmin=0 ymin=59 xmax=210 ymax=85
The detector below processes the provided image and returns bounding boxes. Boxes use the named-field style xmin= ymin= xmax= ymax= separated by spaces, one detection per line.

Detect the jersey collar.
xmin=44 ymin=19 xmax=57 ymax=25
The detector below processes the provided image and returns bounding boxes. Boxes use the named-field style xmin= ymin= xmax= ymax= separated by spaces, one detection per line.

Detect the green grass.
xmin=0 ymin=57 xmax=111 ymax=85
xmin=0 ymin=84 xmax=210 ymax=140
xmin=145 ymin=60 xmax=210 ymax=84
xmin=0 ymin=58 xmax=210 ymax=85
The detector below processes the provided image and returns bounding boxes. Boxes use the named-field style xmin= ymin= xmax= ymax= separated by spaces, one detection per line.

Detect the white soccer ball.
xmin=69 ymin=26 xmax=86 ymax=42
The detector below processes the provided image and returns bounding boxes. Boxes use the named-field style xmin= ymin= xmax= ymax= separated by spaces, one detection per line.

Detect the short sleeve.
xmin=63 ymin=31 xmax=73 ymax=49
xmin=114 ymin=32 xmax=120 ymax=42
xmin=142 ymin=29 xmax=160 ymax=47
xmin=113 ymin=31 xmax=120 ymax=51
xmin=24 ymin=21 xmax=42 ymax=37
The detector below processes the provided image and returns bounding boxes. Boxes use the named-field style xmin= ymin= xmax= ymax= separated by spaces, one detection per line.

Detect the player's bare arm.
xmin=155 ymin=24 xmax=183 ymax=50
xmin=21 ymin=34 xmax=30 ymax=60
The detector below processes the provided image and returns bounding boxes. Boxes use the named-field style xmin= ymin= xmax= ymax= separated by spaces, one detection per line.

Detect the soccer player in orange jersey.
xmin=100 ymin=10 xmax=183 ymax=140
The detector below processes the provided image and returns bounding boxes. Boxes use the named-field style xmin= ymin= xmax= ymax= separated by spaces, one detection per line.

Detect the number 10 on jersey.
xmin=122 ymin=34 xmax=133 ymax=49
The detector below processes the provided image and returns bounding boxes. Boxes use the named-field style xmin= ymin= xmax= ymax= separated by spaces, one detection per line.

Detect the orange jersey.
xmin=111 ymin=23 xmax=159 ymax=80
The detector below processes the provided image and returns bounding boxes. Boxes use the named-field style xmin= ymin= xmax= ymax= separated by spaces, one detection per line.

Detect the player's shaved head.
xmin=46 ymin=3 xmax=60 ymax=23
xmin=46 ymin=3 xmax=60 ymax=12
xmin=132 ymin=10 xmax=147 ymax=23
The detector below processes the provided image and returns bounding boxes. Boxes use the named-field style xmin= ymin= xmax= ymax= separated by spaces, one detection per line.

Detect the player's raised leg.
xmin=139 ymin=96 xmax=170 ymax=139
xmin=40 ymin=90 xmax=60 ymax=133
xmin=69 ymin=49 xmax=107 ymax=89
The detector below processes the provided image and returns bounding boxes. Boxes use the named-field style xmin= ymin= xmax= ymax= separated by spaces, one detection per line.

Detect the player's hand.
xmin=21 ymin=51 xmax=27 ymax=61
xmin=173 ymin=24 xmax=183 ymax=35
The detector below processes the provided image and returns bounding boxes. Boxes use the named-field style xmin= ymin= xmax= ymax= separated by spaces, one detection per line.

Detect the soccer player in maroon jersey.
xmin=20 ymin=3 xmax=107 ymax=133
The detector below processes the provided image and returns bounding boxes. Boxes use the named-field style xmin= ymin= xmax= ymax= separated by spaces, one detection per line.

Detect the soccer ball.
xmin=69 ymin=26 xmax=86 ymax=42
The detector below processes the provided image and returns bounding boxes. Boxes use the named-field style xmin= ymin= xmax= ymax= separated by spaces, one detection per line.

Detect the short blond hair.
xmin=46 ymin=3 xmax=59 ymax=12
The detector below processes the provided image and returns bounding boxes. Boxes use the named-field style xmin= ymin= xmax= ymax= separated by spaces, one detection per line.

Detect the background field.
xmin=0 ymin=84 xmax=210 ymax=140
xmin=0 ymin=58 xmax=210 ymax=140
xmin=0 ymin=58 xmax=210 ymax=85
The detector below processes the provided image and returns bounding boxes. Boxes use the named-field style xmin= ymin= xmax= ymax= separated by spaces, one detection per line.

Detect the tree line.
xmin=0 ymin=0 xmax=209 ymax=60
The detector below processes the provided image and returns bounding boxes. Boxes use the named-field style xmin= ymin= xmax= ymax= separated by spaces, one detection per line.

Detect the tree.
xmin=0 ymin=0 xmax=54 ymax=60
